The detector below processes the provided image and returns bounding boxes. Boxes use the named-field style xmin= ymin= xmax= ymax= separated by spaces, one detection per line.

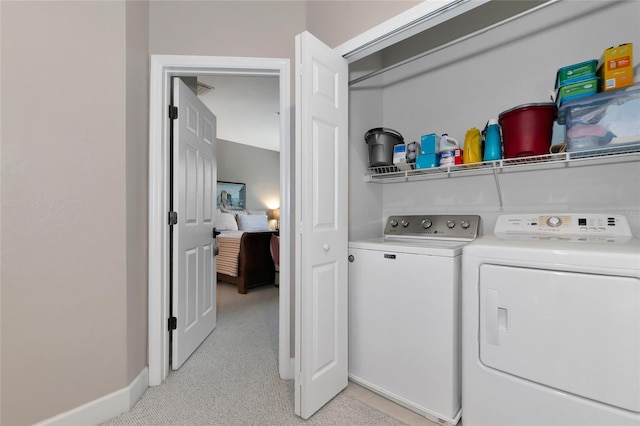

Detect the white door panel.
xmin=295 ymin=31 xmax=349 ymax=419
xmin=172 ymin=77 xmax=218 ymax=370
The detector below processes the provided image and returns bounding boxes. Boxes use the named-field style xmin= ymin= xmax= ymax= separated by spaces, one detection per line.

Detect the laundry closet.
xmin=343 ymin=0 xmax=640 ymax=239
xmin=321 ymin=0 xmax=640 ymax=424
xmin=294 ymin=0 xmax=639 ymax=421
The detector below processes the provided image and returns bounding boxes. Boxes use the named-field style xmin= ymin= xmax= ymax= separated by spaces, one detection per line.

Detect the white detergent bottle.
xmin=437 ymin=134 xmax=461 ymax=167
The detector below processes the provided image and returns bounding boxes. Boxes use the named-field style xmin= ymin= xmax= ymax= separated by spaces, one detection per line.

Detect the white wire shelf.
xmin=365 ymin=143 xmax=640 ymax=183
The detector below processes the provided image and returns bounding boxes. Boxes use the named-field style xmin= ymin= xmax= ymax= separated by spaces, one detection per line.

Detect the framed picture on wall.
xmin=217 ymin=181 xmax=246 ymax=210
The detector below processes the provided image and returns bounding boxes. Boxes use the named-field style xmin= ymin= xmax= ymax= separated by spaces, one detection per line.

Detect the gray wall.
xmin=0 ymin=1 xmax=149 ymax=425
xmin=348 ymin=0 xmax=640 ymax=240
xmin=306 ymin=1 xmax=422 ymax=49
xmin=125 ymin=0 xmax=150 ymax=386
xmin=0 ymin=1 xmax=416 ymax=424
xmin=217 ymin=139 xmax=280 ymax=212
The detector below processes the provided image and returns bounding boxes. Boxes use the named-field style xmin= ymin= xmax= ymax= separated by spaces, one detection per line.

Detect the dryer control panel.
xmin=494 ymin=214 xmax=632 ymax=237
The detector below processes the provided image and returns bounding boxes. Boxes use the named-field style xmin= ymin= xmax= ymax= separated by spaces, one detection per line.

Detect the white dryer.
xmin=462 ymin=213 xmax=640 ymax=426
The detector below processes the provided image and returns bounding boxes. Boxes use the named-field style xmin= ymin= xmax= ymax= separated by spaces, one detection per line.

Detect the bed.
xmin=215 ymin=210 xmax=277 ymax=294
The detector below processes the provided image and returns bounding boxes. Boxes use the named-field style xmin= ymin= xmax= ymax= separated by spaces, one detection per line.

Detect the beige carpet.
xmin=102 ymin=282 xmax=407 ymax=426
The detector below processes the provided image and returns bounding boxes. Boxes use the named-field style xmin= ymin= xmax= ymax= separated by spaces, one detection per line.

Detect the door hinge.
xmin=169 ymin=105 xmax=178 ymax=120
xmin=168 ymin=317 xmax=177 ymax=331
xmin=168 ymin=211 xmax=178 ymax=225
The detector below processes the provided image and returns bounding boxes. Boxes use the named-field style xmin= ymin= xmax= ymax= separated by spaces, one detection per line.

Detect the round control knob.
xmin=401 ymin=220 xmax=409 ymax=228
xmin=447 ymin=220 xmax=455 ymax=229
xmin=421 ymin=219 xmax=432 ymax=229
xmin=461 ymin=220 xmax=470 ymax=229
xmin=390 ymin=220 xmax=398 ymax=227
xmin=547 ymin=216 xmax=562 ymax=227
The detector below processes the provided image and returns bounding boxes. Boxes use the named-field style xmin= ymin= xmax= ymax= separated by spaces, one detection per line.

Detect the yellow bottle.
xmin=463 ymin=127 xmax=482 ymax=164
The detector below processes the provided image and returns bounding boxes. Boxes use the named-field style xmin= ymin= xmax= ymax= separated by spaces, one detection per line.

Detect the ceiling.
xmin=197 ymin=75 xmax=280 ymax=152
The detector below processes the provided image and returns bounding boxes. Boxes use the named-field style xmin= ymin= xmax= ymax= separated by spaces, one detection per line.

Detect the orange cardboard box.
xmin=597 ymin=43 xmax=634 ymax=91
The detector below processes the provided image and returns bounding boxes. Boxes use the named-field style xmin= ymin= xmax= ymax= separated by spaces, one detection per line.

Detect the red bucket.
xmin=498 ymin=103 xmax=557 ymax=158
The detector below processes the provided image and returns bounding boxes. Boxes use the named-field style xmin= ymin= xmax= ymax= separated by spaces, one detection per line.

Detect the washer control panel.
xmin=494 ymin=214 xmax=632 ymax=237
xmin=384 ymin=214 xmax=480 ymax=240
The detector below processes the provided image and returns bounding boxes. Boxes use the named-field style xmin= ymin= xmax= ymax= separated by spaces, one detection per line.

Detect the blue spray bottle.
xmin=483 ymin=119 xmax=502 ymax=162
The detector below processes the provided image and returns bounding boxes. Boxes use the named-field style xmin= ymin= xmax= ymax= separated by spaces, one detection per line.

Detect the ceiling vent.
xmin=197 ymin=82 xmax=214 ymax=96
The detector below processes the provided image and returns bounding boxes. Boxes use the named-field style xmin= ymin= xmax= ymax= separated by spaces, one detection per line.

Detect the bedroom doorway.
xmin=148 ymin=55 xmax=292 ymax=386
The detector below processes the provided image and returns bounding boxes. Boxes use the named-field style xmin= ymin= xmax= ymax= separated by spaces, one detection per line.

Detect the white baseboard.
xmin=35 ymin=367 xmax=148 ymax=426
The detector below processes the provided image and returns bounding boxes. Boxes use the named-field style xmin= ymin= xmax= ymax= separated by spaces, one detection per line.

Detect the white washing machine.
xmin=462 ymin=213 xmax=640 ymax=426
xmin=349 ymin=214 xmax=481 ymax=426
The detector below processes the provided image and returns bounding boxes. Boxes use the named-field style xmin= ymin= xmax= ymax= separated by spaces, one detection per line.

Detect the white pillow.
xmin=216 ymin=211 xmax=238 ymax=231
xmin=247 ymin=209 xmax=267 ymax=216
xmin=236 ymin=214 xmax=271 ymax=232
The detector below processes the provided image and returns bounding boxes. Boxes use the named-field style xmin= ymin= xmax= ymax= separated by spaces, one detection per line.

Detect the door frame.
xmin=148 ymin=55 xmax=292 ymax=386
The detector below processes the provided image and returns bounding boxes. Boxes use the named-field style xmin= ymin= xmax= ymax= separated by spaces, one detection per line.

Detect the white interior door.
xmin=172 ymin=77 xmax=218 ymax=370
xmin=294 ymin=31 xmax=349 ymax=419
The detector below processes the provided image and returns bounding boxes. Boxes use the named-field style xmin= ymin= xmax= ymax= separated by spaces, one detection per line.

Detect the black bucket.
xmin=364 ymin=128 xmax=404 ymax=167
